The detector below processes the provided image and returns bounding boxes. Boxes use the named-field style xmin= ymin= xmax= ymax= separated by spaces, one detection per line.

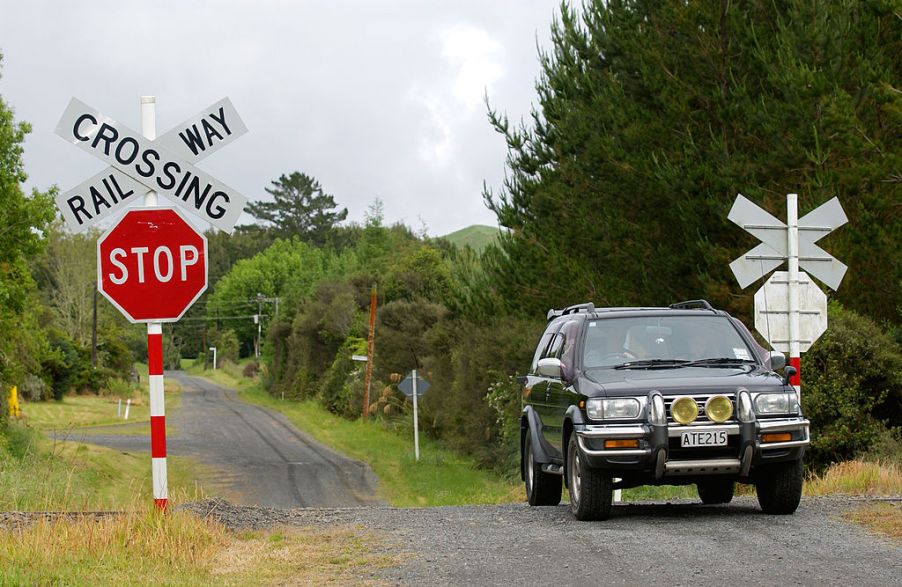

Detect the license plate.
xmin=681 ymin=430 xmax=728 ymax=447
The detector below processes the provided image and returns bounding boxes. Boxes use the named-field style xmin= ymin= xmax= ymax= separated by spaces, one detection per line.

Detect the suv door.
xmin=545 ymin=319 xmax=581 ymax=454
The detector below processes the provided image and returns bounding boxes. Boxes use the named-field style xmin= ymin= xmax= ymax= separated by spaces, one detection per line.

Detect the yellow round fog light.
xmin=671 ymin=396 xmax=699 ymax=425
xmin=705 ymin=395 xmax=734 ymax=423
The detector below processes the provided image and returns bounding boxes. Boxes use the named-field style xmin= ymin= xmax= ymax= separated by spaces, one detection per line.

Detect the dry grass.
xmin=805 ymin=460 xmax=902 ymax=496
xmin=211 ymin=525 xmax=400 ymax=585
xmin=0 ymin=512 xmax=399 ymax=586
xmin=844 ymin=503 xmax=902 ymax=541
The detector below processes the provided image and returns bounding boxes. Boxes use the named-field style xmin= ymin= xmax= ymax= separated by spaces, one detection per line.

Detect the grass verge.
xmin=0 ymin=422 xmax=205 ymax=511
xmin=185 ymin=361 xmax=521 ymax=507
xmin=805 ymin=460 xmax=902 ymax=496
xmin=0 ymin=511 xmax=397 ymax=585
xmin=844 ymin=503 xmax=902 ymax=541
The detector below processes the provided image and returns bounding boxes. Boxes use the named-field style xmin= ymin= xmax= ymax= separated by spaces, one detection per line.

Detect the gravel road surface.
xmin=180 ymin=496 xmax=901 ymax=586
xmin=54 ymin=371 xmax=381 ymax=508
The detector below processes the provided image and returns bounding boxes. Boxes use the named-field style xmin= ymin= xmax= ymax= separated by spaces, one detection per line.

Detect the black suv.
xmin=520 ymin=300 xmax=809 ymax=520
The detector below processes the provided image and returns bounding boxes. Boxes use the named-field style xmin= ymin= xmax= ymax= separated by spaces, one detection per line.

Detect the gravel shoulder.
xmin=179 ymin=495 xmax=901 ymax=586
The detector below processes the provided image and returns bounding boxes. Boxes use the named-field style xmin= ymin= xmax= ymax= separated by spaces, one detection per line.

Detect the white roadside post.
xmin=786 ymin=194 xmax=801 ymax=395
xmin=398 ymin=371 xmax=429 ymax=461
xmin=412 ymin=369 xmax=420 ymax=462
xmin=142 ymin=97 xmax=169 ymax=511
xmin=209 ymin=347 xmax=217 ymax=370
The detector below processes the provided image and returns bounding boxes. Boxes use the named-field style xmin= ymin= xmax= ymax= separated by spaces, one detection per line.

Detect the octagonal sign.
xmin=97 ymin=207 xmax=207 ymax=323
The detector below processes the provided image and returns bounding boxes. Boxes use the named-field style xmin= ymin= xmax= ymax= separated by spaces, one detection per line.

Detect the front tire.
xmin=697 ymin=478 xmax=735 ymax=504
xmin=567 ymin=434 xmax=612 ymax=521
xmin=524 ymin=433 xmax=562 ymax=506
xmin=756 ymin=460 xmax=803 ymax=515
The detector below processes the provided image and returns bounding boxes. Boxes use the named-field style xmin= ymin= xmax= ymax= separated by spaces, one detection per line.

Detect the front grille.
xmin=664 ymin=393 xmax=736 ymax=425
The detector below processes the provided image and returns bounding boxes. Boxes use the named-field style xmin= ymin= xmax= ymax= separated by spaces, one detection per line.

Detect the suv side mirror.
xmin=536 ymin=357 xmax=563 ymax=378
xmin=783 ymin=365 xmax=797 ymax=387
xmin=768 ymin=351 xmax=786 ymax=371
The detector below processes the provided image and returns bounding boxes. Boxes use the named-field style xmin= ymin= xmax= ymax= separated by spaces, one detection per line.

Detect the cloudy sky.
xmin=0 ymin=1 xmax=561 ymax=236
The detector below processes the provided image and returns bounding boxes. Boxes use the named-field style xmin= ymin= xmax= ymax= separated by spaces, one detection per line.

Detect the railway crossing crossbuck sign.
xmin=55 ymin=97 xmax=248 ymax=234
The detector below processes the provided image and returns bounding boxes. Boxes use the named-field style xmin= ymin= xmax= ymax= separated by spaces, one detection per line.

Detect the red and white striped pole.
xmin=142 ymin=96 xmax=168 ymax=511
xmin=148 ymin=322 xmax=168 ymax=510
xmin=787 ymin=193 xmax=802 ymax=397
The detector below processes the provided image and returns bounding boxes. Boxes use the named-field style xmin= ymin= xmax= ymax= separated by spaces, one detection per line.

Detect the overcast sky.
xmin=0 ymin=1 xmax=561 ymax=236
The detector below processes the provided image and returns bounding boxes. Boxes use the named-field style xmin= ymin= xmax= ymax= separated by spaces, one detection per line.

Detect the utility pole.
xmin=363 ymin=285 xmax=377 ymax=419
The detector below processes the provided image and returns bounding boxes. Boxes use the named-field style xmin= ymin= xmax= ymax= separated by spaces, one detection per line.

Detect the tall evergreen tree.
xmin=245 ymin=172 xmax=348 ymax=246
xmin=485 ymin=0 xmax=900 ymax=323
xmin=0 ymin=53 xmax=54 ymax=391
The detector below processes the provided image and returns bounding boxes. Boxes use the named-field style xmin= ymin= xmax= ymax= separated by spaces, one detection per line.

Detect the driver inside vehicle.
xmin=684 ymin=330 xmax=715 ymax=360
xmin=584 ymin=322 xmax=638 ymax=366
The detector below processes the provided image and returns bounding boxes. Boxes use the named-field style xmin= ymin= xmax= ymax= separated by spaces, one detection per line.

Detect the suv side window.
xmin=530 ymin=322 xmax=562 ymax=373
xmin=558 ymin=320 xmax=581 ymax=365
xmin=545 ymin=332 xmax=565 ymax=360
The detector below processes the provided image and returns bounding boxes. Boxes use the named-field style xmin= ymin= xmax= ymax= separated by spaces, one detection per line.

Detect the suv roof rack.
xmin=547 ymin=302 xmax=596 ymax=321
xmin=669 ymin=299 xmax=715 ymax=311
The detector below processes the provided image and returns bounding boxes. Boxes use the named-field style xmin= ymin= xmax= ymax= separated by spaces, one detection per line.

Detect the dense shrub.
xmin=20 ymin=374 xmax=50 ymax=401
xmin=802 ymin=303 xmax=902 ymax=471
xmin=420 ymin=316 xmax=541 ymax=468
xmin=317 ymin=336 xmax=366 ymax=417
xmin=242 ymin=362 xmax=259 ymax=378
xmin=215 ymin=329 xmax=240 ymax=365
xmin=40 ymin=332 xmax=105 ymax=399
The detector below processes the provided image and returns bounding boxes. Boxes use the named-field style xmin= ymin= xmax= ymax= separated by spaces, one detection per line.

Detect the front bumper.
xmin=574 ymin=417 xmax=809 ymax=479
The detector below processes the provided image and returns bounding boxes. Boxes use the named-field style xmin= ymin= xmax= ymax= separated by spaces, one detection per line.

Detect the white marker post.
xmin=412 ymin=369 xmax=420 ymax=462
xmin=142 ymin=97 xmax=168 ymax=512
xmin=209 ymin=346 xmax=217 ymax=369
xmin=786 ymin=194 xmax=802 ymax=394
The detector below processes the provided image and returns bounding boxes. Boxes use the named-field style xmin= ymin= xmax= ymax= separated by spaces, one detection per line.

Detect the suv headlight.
xmin=586 ymin=398 xmax=641 ymax=420
xmin=753 ymin=392 xmax=800 ymax=415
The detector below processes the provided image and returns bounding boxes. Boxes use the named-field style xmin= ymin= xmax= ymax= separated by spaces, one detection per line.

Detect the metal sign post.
xmin=412 ymin=370 xmax=420 ymax=461
xmin=398 ymin=371 xmax=431 ymax=462
xmin=143 ymin=97 xmax=167 ymax=511
xmin=728 ymin=193 xmax=848 ymax=396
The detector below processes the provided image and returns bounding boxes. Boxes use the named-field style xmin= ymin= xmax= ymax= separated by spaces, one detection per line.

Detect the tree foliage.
xmin=484 ymin=0 xmax=901 ymax=323
xmin=245 ymin=172 xmax=348 ymax=245
xmin=0 ymin=53 xmax=54 ymax=399
xmin=802 ymin=303 xmax=902 ymax=470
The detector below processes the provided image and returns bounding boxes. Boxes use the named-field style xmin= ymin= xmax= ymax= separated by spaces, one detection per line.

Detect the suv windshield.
xmin=582 ymin=315 xmax=754 ymax=368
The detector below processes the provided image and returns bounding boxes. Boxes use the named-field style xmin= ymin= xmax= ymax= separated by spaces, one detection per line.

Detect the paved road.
xmin=186 ymin=496 xmax=902 ymax=586
xmin=57 ymin=371 xmax=381 ymax=508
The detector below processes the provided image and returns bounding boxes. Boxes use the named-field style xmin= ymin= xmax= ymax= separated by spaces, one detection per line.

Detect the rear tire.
xmin=524 ymin=433 xmax=562 ymax=506
xmin=567 ymin=434 xmax=612 ymax=521
xmin=756 ymin=460 xmax=803 ymax=515
xmin=697 ymin=478 xmax=735 ymax=504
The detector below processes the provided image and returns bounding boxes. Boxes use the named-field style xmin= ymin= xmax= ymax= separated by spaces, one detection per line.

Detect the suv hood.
xmin=581 ymin=365 xmax=784 ymax=397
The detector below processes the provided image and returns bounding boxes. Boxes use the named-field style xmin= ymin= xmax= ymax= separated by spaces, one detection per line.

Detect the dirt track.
xmin=56 ymin=371 xmax=381 ymax=508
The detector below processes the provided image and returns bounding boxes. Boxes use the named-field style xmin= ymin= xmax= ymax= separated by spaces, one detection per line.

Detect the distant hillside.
xmin=439 ymin=225 xmax=500 ymax=252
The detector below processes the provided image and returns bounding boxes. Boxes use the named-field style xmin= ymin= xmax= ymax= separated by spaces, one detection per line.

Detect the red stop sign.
xmin=97 ymin=207 xmax=207 ymax=323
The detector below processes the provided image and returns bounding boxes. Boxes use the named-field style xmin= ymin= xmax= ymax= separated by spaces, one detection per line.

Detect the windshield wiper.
xmin=614 ymin=359 xmax=691 ymax=370
xmin=684 ymin=357 xmax=757 ymax=367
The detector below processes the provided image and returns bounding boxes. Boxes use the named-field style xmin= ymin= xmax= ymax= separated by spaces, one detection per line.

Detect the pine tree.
xmin=246 ymin=172 xmax=348 ymax=246
xmin=485 ymin=0 xmax=900 ymax=323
